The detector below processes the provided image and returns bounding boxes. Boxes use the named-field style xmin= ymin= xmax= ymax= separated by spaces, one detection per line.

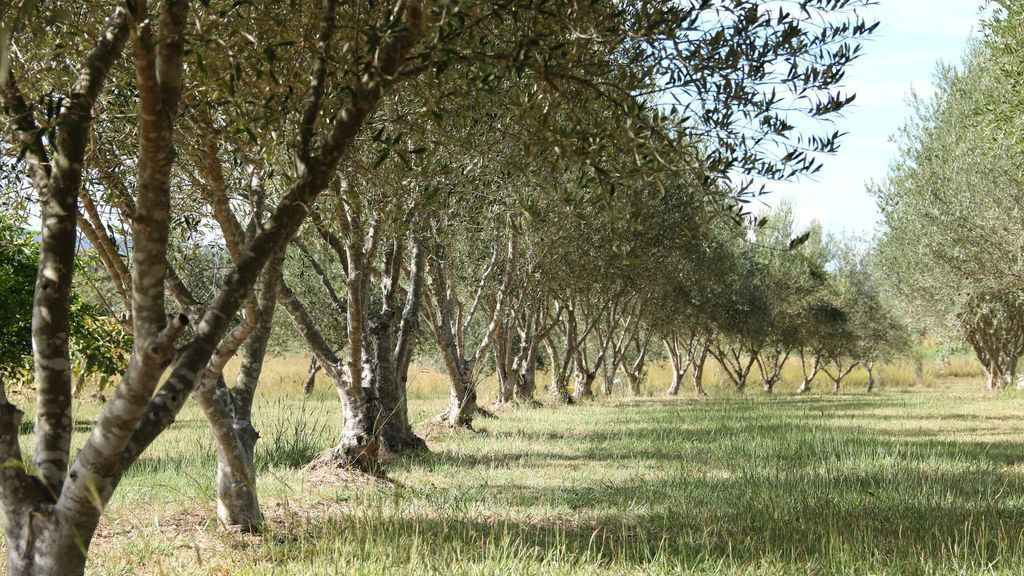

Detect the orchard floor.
xmin=7 ymin=373 xmax=1024 ymax=575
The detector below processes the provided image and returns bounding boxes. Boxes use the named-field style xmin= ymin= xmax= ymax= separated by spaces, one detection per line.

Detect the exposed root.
xmin=475 ymin=405 xmax=498 ymax=419
xmin=486 ymin=398 xmax=543 ymax=414
xmin=304 ymin=445 xmax=390 ymax=486
xmin=419 ymin=418 xmax=478 ymax=439
xmin=380 ymin=433 xmax=430 ymax=456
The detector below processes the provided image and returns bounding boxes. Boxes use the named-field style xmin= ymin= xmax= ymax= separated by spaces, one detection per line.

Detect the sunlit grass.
xmin=3 ymin=353 xmax=1022 ymax=575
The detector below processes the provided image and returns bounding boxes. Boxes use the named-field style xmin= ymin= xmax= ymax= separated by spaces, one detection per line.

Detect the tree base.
xmin=305 ymin=441 xmax=386 ymax=480
xmin=380 ymin=432 xmax=429 ymax=456
xmin=432 ymin=402 xmax=496 ymax=429
xmin=487 ymin=398 xmax=543 ymax=413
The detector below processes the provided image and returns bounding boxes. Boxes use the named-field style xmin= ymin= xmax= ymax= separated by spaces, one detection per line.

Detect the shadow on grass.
xmin=256 ymin=471 xmax=1024 ymax=574
xmin=353 ymin=394 xmax=1024 ymax=573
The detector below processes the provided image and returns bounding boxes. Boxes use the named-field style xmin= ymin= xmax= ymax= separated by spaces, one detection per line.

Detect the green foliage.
xmin=67 ymin=299 xmax=133 ymax=394
xmin=0 ymin=213 xmax=132 ymax=390
xmin=873 ymin=12 xmax=1024 ymax=384
xmin=0 ymin=213 xmax=36 ymax=380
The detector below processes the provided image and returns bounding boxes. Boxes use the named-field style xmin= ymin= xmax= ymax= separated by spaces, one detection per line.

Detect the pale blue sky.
xmin=759 ymin=0 xmax=985 ymax=235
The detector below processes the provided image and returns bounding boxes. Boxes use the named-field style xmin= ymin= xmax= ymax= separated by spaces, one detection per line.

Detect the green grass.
xmin=5 ymin=362 xmax=1024 ymax=575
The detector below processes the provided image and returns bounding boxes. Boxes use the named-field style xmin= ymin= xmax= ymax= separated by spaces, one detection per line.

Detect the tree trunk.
xmin=311 ymin=383 xmax=383 ymax=474
xmin=600 ymin=366 xmax=616 ymax=396
xmin=712 ymin=344 xmax=756 ymax=393
xmin=667 ymin=371 xmax=684 ymax=396
xmin=515 ymin=354 xmax=539 ymax=402
xmin=865 ymin=361 xmax=877 ymax=393
xmin=369 ymin=307 xmax=404 ymax=451
xmin=512 ymin=327 xmax=541 ymax=404
xmin=573 ymin=369 xmax=596 ymax=400
xmin=622 ymin=332 xmax=651 ymax=396
xmin=571 ymin=340 xmax=596 ymax=401
xmin=824 ymin=361 xmax=858 ymax=395
xmin=543 ymin=336 xmax=573 ymax=404
xmin=493 ymin=322 xmax=516 ymax=404
xmin=441 ymin=365 xmax=478 ymax=427
xmin=1 ymin=395 xmax=84 ymax=576
xmin=387 ymin=240 xmax=428 ymax=451
xmin=193 ymin=374 xmax=262 ymax=532
xmin=797 ymin=353 xmax=820 ymax=394
xmin=692 ymin=340 xmax=709 ymax=396
xmin=757 ymin=348 xmax=789 ymax=394
xmin=303 ymin=356 xmax=320 ymax=395
xmin=5 ymin=506 xmax=95 ymax=576
xmin=664 ymin=336 xmax=688 ymax=396
xmin=623 ymin=370 xmax=642 ymax=395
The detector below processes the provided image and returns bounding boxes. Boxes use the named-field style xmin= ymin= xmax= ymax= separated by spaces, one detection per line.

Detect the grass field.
xmin=5 ymin=355 xmax=1024 ymax=575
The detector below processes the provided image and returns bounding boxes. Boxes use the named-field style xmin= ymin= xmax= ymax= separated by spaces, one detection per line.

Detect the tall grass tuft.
xmin=255 ymin=396 xmax=334 ymax=470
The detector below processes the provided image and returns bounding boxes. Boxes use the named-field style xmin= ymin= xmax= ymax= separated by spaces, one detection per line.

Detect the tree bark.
xmin=493 ymin=320 xmax=517 ymax=404
xmin=194 ymin=375 xmax=263 ymax=532
xmin=663 ymin=334 xmax=692 ymax=396
xmin=425 ymin=234 xmax=515 ymax=427
xmin=797 ymin=352 xmax=820 ymax=394
xmin=303 ymin=356 xmax=321 ymax=395
xmin=712 ymin=343 xmax=757 ymax=393
xmin=544 ymin=334 xmax=573 ymax=404
xmin=691 ymin=338 xmax=709 ymax=396
xmin=823 ymin=360 xmax=858 ymax=395
xmin=385 ymin=239 xmax=428 ymax=452
xmin=757 ymin=347 xmax=790 ymax=394
xmin=622 ymin=331 xmax=651 ymax=396
xmin=573 ymin=367 xmax=597 ymax=400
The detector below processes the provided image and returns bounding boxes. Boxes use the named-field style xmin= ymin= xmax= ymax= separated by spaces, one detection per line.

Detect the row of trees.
xmin=873 ymin=4 xmax=1024 ymax=390
xmin=0 ymin=1 xmax=877 ymax=574
xmin=639 ymin=205 xmax=907 ymax=399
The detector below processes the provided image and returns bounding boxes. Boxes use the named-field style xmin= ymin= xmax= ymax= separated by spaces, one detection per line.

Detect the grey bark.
xmin=376 ymin=239 xmax=428 ymax=453
xmin=823 ymin=360 xmax=859 ymax=395
xmin=712 ymin=343 xmax=758 ymax=393
xmin=797 ymin=352 xmax=821 ymax=394
xmin=691 ymin=340 xmax=710 ymax=396
xmin=622 ymin=330 xmax=652 ymax=396
xmin=664 ymin=333 xmax=694 ymax=396
xmin=757 ymin=347 xmax=790 ymax=394
xmin=865 ymin=361 xmax=877 ymax=393
xmin=426 ymin=233 xmax=516 ymax=427
xmin=304 ymin=357 xmax=321 ymax=395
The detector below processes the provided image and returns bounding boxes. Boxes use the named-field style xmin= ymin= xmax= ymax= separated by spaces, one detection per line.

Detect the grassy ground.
xmin=5 ymin=357 xmax=1024 ymax=575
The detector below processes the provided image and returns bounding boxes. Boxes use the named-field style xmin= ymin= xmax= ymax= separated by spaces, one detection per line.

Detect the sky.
xmin=757 ymin=0 xmax=986 ymax=236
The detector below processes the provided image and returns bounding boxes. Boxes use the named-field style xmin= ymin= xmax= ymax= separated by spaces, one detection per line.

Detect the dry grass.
xmin=227 ymin=351 xmax=987 ymax=402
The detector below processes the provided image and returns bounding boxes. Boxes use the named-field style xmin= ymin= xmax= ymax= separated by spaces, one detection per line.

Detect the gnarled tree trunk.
xmin=376 ymin=239 xmax=428 ymax=453
xmin=757 ymin=346 xmax=790 ymax=394
xmin=712 ymin=343 xmax=758 ymax=393
xmin=426 ymin=235 xmax=515 ymax=427
xmin=664 ymin=332 xmax=694 ymax=396
xmin=864 ymin=360 xmax=877 ymax=393
xmin=823 ymin=359 xmax=859 ymax=395
xmin=797 ymin=351 xmax=821 ymax=394
xmin=303 ymin=356 xmax=321 ymax=395
xmin=691 ymin=338 xmax=710 ymax=396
